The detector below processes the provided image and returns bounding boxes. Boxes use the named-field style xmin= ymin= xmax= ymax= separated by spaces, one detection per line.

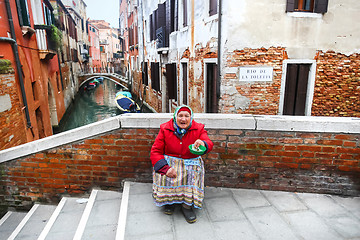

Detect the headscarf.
xmin=173 ymin=105 xmax=193 ymax=138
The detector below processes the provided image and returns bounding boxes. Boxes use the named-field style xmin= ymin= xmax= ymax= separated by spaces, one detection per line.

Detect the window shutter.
xmin=157 ymin=3 xmax=166 ymax=28
xmin=151 ymin=62 xmax=155 ymax=89
xmin=153 ymin=10 xmax=157 ymax=40
xmin=286 ymin=0 xmax=296 ymax=12
xmin=150 ymin=14 xmax=153 ymax=40
xmin=166 ymin=63 xmax=177 ymax=100
xmin=294 ymin=64 xmax=310 ymax=115
xmin=183 ymin=0 xmax=187 ymax=27
xmin=314 ymin=0 xmax=328 ymax=13
xmin=151 ymin=62 xmax=160 ymax=92
xmin=168 ymin=0 xmax=176 ymax=33
xmin=174 ymin=0 xmax=178 ymax=31
xmin=283 ymin=64 xmax=298 ymax=115
xmin=209 ymin=0 xmax=217 ymax=16
xmin=142 ymin=62 xmax=148 ymax=85
xmin=16 ymin=0 xmax=31 ymax=26
xmin=166 ymin=0 xmax=171 ymax=46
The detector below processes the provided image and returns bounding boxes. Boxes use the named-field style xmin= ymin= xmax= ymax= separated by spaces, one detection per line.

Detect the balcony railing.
xmin=34 ymin=25 xmax=57 ymax=60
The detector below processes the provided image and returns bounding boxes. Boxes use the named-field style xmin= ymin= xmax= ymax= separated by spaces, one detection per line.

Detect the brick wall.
xmin=313 ymin=51 xmax=360 ymax=117
xmin=0 ymin=115 xmax=359 ymax=215
xmin=0 ymin=73 xmax=27 ymax=150
xmin=222 ymin=47 xmax=285 ymax=114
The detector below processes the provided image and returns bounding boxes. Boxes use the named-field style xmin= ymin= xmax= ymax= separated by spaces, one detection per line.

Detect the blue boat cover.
xmin=115 ymin=95 xmax=139 ymax=113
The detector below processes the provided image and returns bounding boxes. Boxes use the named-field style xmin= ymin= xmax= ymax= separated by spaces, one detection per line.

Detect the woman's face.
xmin=176 ymin=111 xmax=191 ymax=129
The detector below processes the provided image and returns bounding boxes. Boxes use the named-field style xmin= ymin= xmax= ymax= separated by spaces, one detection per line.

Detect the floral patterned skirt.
xmin=152 ymin=155 xmax=205 ymax=209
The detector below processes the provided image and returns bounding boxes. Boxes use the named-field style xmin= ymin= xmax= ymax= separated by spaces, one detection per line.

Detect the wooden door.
xmin=283 ymin=64 xmax=311 ymax=115
xmin=206 ymin=63 xmax=218 ymax=113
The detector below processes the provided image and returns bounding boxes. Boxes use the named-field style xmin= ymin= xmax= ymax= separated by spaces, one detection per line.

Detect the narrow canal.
xmin=53 ymin=78 xmax=146 ymax=134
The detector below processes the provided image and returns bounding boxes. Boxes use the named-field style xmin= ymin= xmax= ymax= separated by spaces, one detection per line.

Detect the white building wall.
xmin=223 ymin=0 xmax=360 ymax=59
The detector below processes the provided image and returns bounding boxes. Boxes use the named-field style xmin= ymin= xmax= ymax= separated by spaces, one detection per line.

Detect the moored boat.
xmin=114 ymin=92 xmax=140 ymax=113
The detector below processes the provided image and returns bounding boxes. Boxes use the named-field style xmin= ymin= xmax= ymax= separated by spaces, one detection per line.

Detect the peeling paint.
xmin=235 ymin=95 xmax=251 ymax=111
xmin=193 ymin=60 xmax=202 ymax=80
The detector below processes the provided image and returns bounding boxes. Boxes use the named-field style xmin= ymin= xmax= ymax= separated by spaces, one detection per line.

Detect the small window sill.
xmin=39 ymin=49 xmax=56 ymax=61
xmin=204 ymin=14 xmax=218 ymax=24
xmin=287 ymin=12 xmax=322 ymax=18
xmin=179 ymin=26 xmax=189 ymax=33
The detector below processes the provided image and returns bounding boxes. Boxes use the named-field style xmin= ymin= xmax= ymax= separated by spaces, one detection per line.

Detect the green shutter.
xmin=16 ymin=0 xmax=31 ymax=26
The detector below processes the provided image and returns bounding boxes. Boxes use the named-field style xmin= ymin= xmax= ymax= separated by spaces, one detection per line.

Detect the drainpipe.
xmin=140 ymin=0 xmax=146 ymax=110
xmin=4 ymin=0 xmax=32 ymax=128
xmin=217 ymin=0 xmax=222 ymax=113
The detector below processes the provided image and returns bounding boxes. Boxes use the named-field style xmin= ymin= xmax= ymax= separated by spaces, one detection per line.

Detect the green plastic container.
xmin=188 ymin=144 xmax=206 ymax=155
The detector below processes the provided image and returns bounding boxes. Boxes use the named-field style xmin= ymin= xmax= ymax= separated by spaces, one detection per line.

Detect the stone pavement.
xmin=125 ymin=182 xmax=360 ymax=240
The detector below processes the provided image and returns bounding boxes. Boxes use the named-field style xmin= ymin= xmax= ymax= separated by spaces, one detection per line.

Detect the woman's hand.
xmin=166 ymin=167 xmax=177 ymax=178
xmin=193 ymin=139 xmax=205 ymax=149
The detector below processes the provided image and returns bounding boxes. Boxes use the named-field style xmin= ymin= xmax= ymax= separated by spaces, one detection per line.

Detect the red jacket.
xmin=150 ymin=119 xmax=213 ymax=174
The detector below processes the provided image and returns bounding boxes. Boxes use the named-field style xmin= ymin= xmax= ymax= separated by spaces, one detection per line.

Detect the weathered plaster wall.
xmin=223 ymin=0 xmax=360 ymax=58
xmin=220 ymin=0 xmax=360 ymax=116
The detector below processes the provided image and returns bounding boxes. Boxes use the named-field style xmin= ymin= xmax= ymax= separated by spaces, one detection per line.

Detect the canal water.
xmin=53 ymin=79 xmax=144 ymax=134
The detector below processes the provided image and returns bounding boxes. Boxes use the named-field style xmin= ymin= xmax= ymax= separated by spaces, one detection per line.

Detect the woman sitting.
xmin=150 ymin=105 xmax=213 ymax=223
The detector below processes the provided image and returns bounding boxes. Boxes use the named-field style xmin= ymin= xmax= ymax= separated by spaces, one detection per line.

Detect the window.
xmin=151 ymin=62 xmax=160 ymax=91
xmin=182 ymin=0 xmax=187 ymax=27
xmin=142 ymin=62 xmax=148 ymax=85
xmin=166 ymin=63 xmax=177 ymax=101
xmin=43 ymin=3 xmax=53 ymax=26
xmin=16 ymin=0 xmax=31 ymax=26
xmin=149 ymin=14 xmax=153 ymax=40
xmin=166 ymin=0 xmax=178 ymax=35
xmin=156 ymin=3 xmax=166 ymax=48
xmin=286 ymin=0 xmax=329 ymax=13
xmin=209 ymin=0 xmax=218 ymax=16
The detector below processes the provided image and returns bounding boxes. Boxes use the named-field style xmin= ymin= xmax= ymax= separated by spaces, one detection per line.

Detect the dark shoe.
xmin=164 ymin=204 xmax=175 ymax=215
xmin=181 ymin=206 xmax=197 ymax=223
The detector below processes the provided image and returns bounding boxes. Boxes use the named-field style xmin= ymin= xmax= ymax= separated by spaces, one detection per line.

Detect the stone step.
xmin=9 ymin=204 xmax=57 ymax=240
xmin=81 ymin=190 xmax=122 ymax=240
xmin=38 ymin=197 xmax=88 ymax=240
xmin=0 ymin=186 xmax=128 ymax=240
xmin=0 ymin=211 xmax=27 ymax=239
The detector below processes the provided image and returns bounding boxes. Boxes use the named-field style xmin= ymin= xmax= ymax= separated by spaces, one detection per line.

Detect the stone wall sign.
xmin=239 ymin=66 xmax=273 ymax=82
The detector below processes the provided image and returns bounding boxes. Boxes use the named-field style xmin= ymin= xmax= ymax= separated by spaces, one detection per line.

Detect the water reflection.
xmin=53 ymin=80 xmax=123 ymax=134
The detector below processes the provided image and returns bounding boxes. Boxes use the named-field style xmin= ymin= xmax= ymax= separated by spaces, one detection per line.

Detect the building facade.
xmin=90 ymin=20 xmax=121 ymax=73
xmin=88 ymin=22 xmax=101 ymax=73
xmin=0 ymin=0 xmax=66 ymax=150
xmin=0 ymin=0 xmax=83 ymax=150
xmin=128 ymin=0 xmax=359 ymax=116
xmin=61 ymin=0 xmax=90 ymax=74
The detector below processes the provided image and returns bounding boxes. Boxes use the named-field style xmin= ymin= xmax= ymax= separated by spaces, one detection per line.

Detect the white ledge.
xmin=0 ymin=117 xmax=120 ymax=163
xmin=255 ymin=115 xmax=360 ymax=133
xmin=287 ymin=12 xmax=323 ymax=18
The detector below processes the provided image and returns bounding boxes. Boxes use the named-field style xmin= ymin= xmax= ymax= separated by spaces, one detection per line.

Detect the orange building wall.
xmin=0 ymin=0 xmax=66 ymax=148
